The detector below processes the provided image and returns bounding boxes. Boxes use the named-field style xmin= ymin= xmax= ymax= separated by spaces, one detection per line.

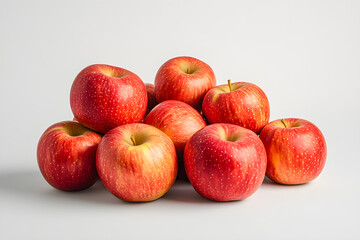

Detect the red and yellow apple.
xmin=155 ymin=56 xmax=216 ymax=110
xmin=96 ymin=123 xmax=177 ymax=202
xmin=259 ymin=118 xmax=327 ymax=185
xmin=202 ymin=80 xmax=270 ymax=133
xmin=70 ymin=64 xmax=147 ymax=134
xmin=37 ymin=121 xmax=102 ymax=191
xmin=145 ymin=100 xmax=207 ymax=180
xmin=184 ymin=123 xmax=267 ymax=201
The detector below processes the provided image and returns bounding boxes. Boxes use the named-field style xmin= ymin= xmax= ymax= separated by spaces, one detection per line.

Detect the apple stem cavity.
xmin=131 ymin=135 xmax=137 ymax=146
xmin=281 ymin=119 xmax=288 ymax=128
xmin=227 ymin=79 xmax=233 ymax=92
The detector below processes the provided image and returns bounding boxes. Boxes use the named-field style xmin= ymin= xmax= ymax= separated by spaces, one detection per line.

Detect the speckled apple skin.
xmin=96 ymin=123 xmax=177 ymax=202
xmin=202 ymin=82 xmax=270 ymax=133
xmin=145 ymin=100 xmax=207 ymax=180
xmin=145 ymin=83 xmax=157 ymax=110
xmin=260 ymin=118 xmax=327 ymax=185
xmin=184 ymin=124 xmax=267 ymax=201
xmin=37 ymin=121 xmax=102 ymax=191
xmin=155 ymin=56 xmax=216 ymax=110
xmin=70 ymin=64 xmax=147 ymax=134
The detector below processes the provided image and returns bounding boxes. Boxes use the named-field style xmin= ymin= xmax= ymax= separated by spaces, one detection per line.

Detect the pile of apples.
xmin=37 ymin=56 xmax=327 ymax=202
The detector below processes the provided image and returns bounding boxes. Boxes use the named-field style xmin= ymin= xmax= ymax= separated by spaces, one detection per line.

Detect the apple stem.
xmin=227 ymin=79 xmax=233 ymax=92
xmin=281 ymin=119 xmax=288 ymax=128
xmin=130 ymin=135 xmax=137 ymax=146
xmin=186 ymin=68 xmax=189 ymax=74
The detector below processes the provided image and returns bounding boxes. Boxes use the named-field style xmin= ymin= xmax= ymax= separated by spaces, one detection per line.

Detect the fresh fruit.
xmin=145 ymin=100 xmax=207 ymax=180
xmin=259 ymin=118 xmax=327 ymax=185
xmin=184 ymin=123 xmax=267 ymax=201
xmin=96 ymin=123 xmax=177 ymax=202
xmin=145 ymin=83 xmax=157 ymax=110
xmin=155 ymin=56 xmax=216 ymax=110
xmin=37 ymin=121 xmax=102 ymax=191
xmin=70 ymin=64 xmax=147 ymax=134
xmin=202 ymin=80 xmax=270 ymax=133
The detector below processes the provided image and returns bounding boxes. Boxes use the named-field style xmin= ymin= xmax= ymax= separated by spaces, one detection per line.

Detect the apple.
xmin=145 ymin=100 xmax=207 ymax=180
xmin=145 ymin=83 xmax=157 ymax=110
xmin=155 ymin=56 xmax=216 ymax=110
xmin=202 ymin=80 xmax=270 ymax=133
xmin=259 ymin=118 xmax=327 ymax=185
xmin=184 ymin=123 xmax=267 ymax=201
xmin=198 ymin=110 xmax=209 ymax=124
xmin=37 ymin=121 xmax=102 ymax=191
xmin=140 ymin=83 xmax=158 ymax=123
xmin=70 ymin=64 xmax=147 ymax=134
xmin=96 ymin=123 xmax=177 ymax=202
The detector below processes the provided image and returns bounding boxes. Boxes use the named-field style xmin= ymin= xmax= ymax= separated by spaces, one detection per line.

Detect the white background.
xmin=1 ymin=0 xmax=359 ymax=239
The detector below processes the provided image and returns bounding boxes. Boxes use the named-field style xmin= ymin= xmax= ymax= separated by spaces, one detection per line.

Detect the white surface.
xmin=1 ymin=0 xmax=359 ymax=239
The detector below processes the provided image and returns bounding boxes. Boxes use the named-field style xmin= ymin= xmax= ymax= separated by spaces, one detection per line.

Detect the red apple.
xmin=145 ymin=100 xmax=207 ymax=180
xmin=70 ymin=64 xmax=147 ymax=134
xmin=145 ymin=83 xmax=157 ymax=110
xmin=37 ymin=121 xmax=102 ymax=191
xmin=199 ymin=110 xmax=209 ymax=124
xmin=155 ymin=56 xmax=216 ymax=110
xmin=96 ymin=123 xmax=177 ymax=202
xmin=202 ymin=80 xmax=270 ymax=133
xmin=184 ymin=123 xmax=267 ymax=201
xmin=259 ymin=118 xmax=327 ymax=185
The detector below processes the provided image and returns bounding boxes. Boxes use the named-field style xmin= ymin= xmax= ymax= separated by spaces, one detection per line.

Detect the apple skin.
xmin=70 ymin=64 xmax=147 ymax=134
xmin=259 ymin=118 xmax=327 ymax=185
xmin=184 ymin=123 xmax=267 ymax=201
xmin=96 ymin=123 xmax=177 ymax=202
xmin=145 ymin=83 xmax=157 ymax=110
xmin=155 ymin=56 xmax=216 ymax=110
xmin=37 ymin=121 xmax=102 ymax=191
xmin=145 ymin=100 xmax=207 ymax=180
xmin=202 ymin=81 xmax=270 ymax=133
